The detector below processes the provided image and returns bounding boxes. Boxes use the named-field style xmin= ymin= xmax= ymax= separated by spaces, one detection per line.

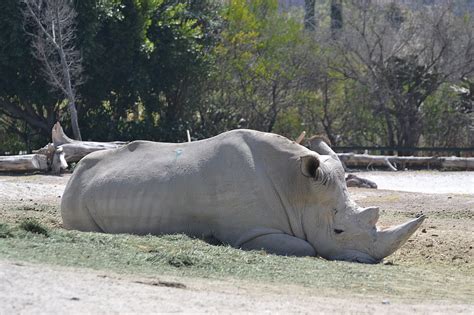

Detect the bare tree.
xmin=327 ymin=1 xmax=474 ymax=151
xmin=22 ymin=0 xmax=83 ymax=140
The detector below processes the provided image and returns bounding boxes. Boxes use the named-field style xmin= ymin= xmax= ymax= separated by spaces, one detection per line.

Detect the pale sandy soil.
xmin=1 ymin=260 xmax=471 ymax=314
xmin=0 ymin=173 xmax=66 ymax=201
xmin=356 ymin=171 xmax=474 ymax=194
xmin=0 ymin=172 xmax=473 ymax=314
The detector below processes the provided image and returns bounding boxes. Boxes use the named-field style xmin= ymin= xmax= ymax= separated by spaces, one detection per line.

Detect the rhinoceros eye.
xmin=334 ymin=229 xmax=344 ymax=234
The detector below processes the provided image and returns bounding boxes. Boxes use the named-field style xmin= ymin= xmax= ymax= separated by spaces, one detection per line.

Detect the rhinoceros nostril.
xmin=334 ymin=229 xmax=344 ymax=234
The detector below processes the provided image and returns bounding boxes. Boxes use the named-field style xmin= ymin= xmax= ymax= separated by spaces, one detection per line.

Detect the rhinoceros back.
xmin=61 ymin=130 xmax=303 ymax=244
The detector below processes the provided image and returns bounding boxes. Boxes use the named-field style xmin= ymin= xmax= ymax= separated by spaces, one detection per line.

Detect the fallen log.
xmin=337 ymin=153 xmax=474 ymax=171
xmin=51 ymin=122 xmax=126 ymax=162
xmin=442 ymin=156 xmax=474 ymax=170
xmin=0 ymin=154 xmax=48 ymax=172
xmin=35 ymin=122 xmax=126 ymax=163
xmin=58 ymin=141 xmax=122 ymax=163
xmin=1 ymin=122 xmax=126 ymax=173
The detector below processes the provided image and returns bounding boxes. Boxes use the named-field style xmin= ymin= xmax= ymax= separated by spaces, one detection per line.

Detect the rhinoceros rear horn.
xmin=373 ymin=215 xmax=426 ymax=260
xmin=300 ymin=155 xmax=320 ymax=178
xmin=307 ymin=136 xmax=340 ymax=162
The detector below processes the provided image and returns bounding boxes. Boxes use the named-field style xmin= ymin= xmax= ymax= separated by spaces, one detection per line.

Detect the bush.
xmin=0 ymin=223 xmax=12 ymax=238
xmin=19 ymin=219 xmax=49 ymax=237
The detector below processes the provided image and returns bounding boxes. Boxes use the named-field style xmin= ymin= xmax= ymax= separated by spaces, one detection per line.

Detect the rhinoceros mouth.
xmin=323 ymin=215 xmax=426 ymax=264
xmin=328 ymin=250 xmax=379 ymax=264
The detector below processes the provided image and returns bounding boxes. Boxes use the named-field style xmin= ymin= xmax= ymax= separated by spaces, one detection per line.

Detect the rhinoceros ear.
xmin=300 ymin=155 xmax=320 ymax=178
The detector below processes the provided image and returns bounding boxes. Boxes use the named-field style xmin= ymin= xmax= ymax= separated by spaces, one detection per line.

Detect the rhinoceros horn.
xmin=373 ymin=215 xmax=425 ymax=260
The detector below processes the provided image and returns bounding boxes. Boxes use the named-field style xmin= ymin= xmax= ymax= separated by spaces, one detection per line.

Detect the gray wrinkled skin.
xmin=61 ymin=129 xmax=424 ymax=263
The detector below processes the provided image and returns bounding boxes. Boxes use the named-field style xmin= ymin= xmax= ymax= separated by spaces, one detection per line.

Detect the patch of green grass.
xmin=19 ymin=219 xmax=49 ymax=236
xmin=0 ymin=223 xmax=12 ymax=238
xmin=0 ymin=221 xmax=472 ymax=303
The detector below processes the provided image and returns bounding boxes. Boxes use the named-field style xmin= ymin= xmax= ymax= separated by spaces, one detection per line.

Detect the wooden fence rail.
xmin=333 ymin=146 xmax=474 ymax=157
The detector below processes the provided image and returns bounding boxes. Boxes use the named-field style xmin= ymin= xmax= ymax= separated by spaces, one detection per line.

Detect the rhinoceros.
xmin=61 ymin=129 xmax=424 ymax=263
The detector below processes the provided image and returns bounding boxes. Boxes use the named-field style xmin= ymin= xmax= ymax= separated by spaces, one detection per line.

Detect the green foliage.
xmin=0 ymin=0 xmax=472 ymax=150
xmin=0 ymin=0 xmax=58 ymax=151
xmin=272 ymin=107 xmax=303 ymax=140
xmin=422 ymin=83 xmax=472 ymax=148
xmin=212 ymin=0 xmax=309 ymax=133
xmin=0 ymin=223 xmax=12 ymax=238
xmin=19 ymin=219 xmax=50 ymax=237
xmin=313 ymin=76 xmax=387 ymax=146
xmin=76 ymin=0 xmax=221 ymax=142
xmin=77 ymin=0 xmax=152 ymax=140
xmin=143 ymin=0 xmax=222 ymax=141
xmin=0 ymin=124 xmax=25 ymax=154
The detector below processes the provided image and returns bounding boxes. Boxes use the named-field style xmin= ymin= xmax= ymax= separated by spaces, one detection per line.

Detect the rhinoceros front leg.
xmin=235 ymin=228 xmax=316 ymax=257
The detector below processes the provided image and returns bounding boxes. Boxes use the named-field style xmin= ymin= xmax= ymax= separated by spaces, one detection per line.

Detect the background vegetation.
xmin=1 ymin=0 xmax=473 ymax=153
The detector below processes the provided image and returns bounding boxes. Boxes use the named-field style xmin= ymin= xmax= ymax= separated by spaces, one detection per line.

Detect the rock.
xmin=345 ymin=174 xmax=377 ymax=189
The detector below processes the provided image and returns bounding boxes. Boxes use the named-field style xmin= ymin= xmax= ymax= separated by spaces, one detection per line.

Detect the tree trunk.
xmin=304 ymin=0 xmax=316 ymax=31
xmin=330 ymin=0 xmax=343 ymax=38
xmin=67 ymin=99 xmax=82 ymax=141
xmin=398 ymin=103 xmax=423 ymax=156
xmin=54 ymin=4 xmax=82 ymax=141
xmin=321 ymin=75 xmax=337 ymax=145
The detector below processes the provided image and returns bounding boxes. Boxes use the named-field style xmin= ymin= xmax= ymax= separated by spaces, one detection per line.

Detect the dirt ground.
xmin=0 ymin=172 xmax=473 ymax=313
xmin=1 ymin=260 xmax=471 ymax=314
xmin=356 ymin=171 xmax=474 ymax=194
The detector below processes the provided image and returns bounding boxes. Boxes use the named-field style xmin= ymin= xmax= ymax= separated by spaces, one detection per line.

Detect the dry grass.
xmin=0 ymin=218 xmax=472 ymax=303
xmin=0 ymin=175 xmax=472 ymax=304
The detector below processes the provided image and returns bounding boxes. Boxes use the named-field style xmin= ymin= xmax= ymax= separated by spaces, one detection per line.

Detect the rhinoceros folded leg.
xmin=235 ymin=228 xmax=316 ymax=257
